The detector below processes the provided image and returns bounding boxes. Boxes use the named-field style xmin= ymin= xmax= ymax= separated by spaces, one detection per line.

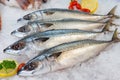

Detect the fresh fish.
xmin=17 ymin=29 xmax=120 ymax=76
xmin=11 ymin=19 xmax=110 ymax=37
xmin=4 ymin=23 xmax=110 ymax=55
xmin=17 ymin=6 xmax=118 ymax=22
xmin=0 ymin=0 xmax=48 ymax=10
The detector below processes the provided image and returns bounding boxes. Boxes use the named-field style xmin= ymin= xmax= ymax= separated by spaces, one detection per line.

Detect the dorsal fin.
xmin=51 ymin=52 xmax=62 ymax=58
xmin=35 ymin=37 xmax=49 ymax=42
xmin=44 ymin=23 xmax=53 ymax=27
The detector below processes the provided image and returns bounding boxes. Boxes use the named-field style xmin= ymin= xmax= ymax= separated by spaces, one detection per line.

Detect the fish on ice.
xmin=4 ymin=23 xmax=111 ymax=56
xmin=17 ymin=29 xmax=120 ymax=76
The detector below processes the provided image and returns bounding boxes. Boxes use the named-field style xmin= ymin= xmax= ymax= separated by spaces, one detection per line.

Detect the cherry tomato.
xmin=82 ymin=8 xmax=91 ymax=13
xmin=68 ymin=6 xmax=74 ymax=10
xmin=72 ymin=1 xmax=77 ymax=6
xmin=17 ymin=63 xmax=25 ymax=72
xmin=76 ymin=3 xmax=82 ymax=9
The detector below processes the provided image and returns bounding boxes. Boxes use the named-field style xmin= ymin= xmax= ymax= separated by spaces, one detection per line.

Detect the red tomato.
xmin=82 ymin=8 xmax=91 ymax=13
xmin=68 ymin=6 xmax=74 ymax=10
xmin=76 ymin=3 xmax=82 ymax=9
xmin=72 ymin=1 xmax=77 ymax=6
xmin=17 ymin=63 xmax=25 ymax=72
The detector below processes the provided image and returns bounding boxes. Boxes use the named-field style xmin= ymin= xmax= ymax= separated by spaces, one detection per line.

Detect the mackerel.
xmin=17 ymin=29 xmax=120 ymax=76
xmin=17 ymin=6 xmax=118 ymax=22
xmin=4 ymin=23 xmax=109 ymax=55
xmin=12 ymin=19 xmax=110 ymax=37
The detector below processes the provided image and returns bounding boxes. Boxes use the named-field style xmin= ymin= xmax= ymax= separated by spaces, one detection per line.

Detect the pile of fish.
xmin=3 ymin=7 xmax=120 ymax=76
xmin=0 ymin=0 xmax=48 ymax=10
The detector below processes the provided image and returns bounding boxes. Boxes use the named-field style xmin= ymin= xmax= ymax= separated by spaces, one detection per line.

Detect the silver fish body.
xmin=4 ymin=29 xmax=104 ymax=55
xmin=17 ymin=28 xmax=120 ymax=76
xmin=12 ymin=19 xmax=107 ymax=37
xmin=18 ymin=39 xmax=112 ymax=76
xmin=17 ymin=8 xmax=116 ymax=22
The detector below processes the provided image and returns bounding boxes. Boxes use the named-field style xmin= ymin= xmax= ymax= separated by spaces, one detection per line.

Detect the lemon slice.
xmin=81 ymin=0 xmax=98 ymax=13
xmin=0 ymin=59 xmax=18 ymax=78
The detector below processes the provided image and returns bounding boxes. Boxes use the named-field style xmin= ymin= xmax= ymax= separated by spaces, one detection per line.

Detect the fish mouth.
xmin=3 ymin=47 xmax=21 ymax=55
xmin=17 ymin=18 xmax=24 ymax=22
xmin=17 ymin=68 xmax=34 ymax=76
xmin=17 ymin=66 xmax=25 ymax=75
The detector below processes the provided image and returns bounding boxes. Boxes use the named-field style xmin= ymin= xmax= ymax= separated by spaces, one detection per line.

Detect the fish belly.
xmin=57 ymin=43 xmax=109 ymax=66
xmin=36 ymin=34 xmax=97 ymax=50
xmin=43 ymin=22 xmax=104 ymax=31
xmin=43 ymin=12 xmax=106 ymax=21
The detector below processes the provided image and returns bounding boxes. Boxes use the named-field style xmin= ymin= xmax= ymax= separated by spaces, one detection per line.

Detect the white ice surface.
xmin=0 ymin=0 xmax=120 ymax=80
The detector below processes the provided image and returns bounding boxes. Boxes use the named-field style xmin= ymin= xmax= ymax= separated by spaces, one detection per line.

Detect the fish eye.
xmin=24 ymin=62 xmax=38 ymax=71
xmin=11 ymin=42 xmax=25 ymax=50
xmin=18 ymin=25 xmax=31 ymax=32
xmin=23 ymin=14 xmax=32 ymax=20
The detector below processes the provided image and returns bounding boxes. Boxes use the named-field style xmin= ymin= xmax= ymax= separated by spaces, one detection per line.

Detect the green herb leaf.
xmin=0 ymin=64 xmax=3 ymax=70
xmin=1 ymin=60 xmax=16 ymax=69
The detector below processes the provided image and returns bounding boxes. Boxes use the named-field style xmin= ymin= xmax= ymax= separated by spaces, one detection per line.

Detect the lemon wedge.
xmin=0 ymin=59 xmax=18 ymax=78
xmin=81 ymin=0 xmax=98 ymax=13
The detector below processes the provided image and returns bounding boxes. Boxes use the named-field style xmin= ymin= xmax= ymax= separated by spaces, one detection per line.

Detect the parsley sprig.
xmin=0 ymin=60 xmax=16 ymax=71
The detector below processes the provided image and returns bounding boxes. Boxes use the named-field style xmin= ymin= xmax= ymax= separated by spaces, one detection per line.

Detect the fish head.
xmin=11 ymin=25 xmax=32 ymax=37
xmin=18 ymin=58 xmax=50 ymax=76
xmin=18 ymin=13 xmax=39 ymax=22
xmin=18 ymin=61 xmax=41 ymax=76
xmin=3 ymin=41 xmax=26 ymax=55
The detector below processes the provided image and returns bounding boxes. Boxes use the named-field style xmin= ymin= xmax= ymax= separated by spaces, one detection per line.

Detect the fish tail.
xmin=107 ymin=5 xmax=120 ymax=19
xmin=111 ymin=28 xmax=120 ymax=42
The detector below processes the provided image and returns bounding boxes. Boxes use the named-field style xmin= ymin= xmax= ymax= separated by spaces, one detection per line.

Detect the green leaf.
xmin=0 ymin=64 xmax=3 ymax=70
xmin=1 ymin=60 xmax=16 ymax=69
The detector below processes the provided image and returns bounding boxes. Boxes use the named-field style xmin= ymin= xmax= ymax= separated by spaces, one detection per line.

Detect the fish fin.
xmin=110 ymin=23 xmax=120 ymax=27
xmin=46 ymin=52 xmax=62 ymax=61
xmin=43 ymin=11 xmax=55 ymax=15
xmin=102 ymin=21 xmax=111 ymax=32
xmin=111 ymin=28 xmax=120 ymax=42
xmin=102 ymin=20 xmax=120 ymax=33
xmin=43 ymin=23 xmax=53 ymax=27
xmin=35 ymin=37 xmax=49 ymax=42
xmin=51 ymin=52 xmax=62 ymax=58
xmin=107 ymin=5 xmax=120 ymax=19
